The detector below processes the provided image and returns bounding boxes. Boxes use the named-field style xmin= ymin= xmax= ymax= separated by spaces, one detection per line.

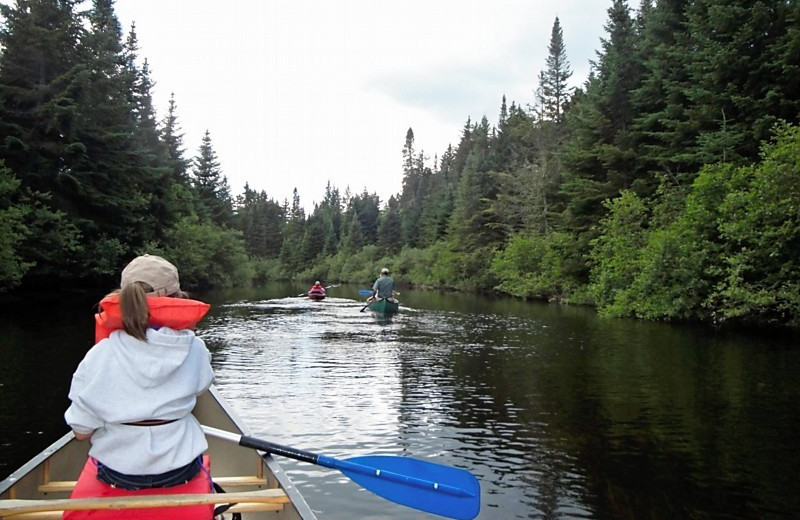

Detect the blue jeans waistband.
xmin=95 ymin=456 xmax=202 ymax=490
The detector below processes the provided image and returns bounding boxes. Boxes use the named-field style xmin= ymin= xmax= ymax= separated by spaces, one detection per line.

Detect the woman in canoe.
xmin=64 ymin=254 xmax=215 ymax=490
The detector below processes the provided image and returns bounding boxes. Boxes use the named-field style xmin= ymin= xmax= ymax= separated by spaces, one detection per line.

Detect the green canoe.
xmin=366 ymin=298 xmax=400 ymax=314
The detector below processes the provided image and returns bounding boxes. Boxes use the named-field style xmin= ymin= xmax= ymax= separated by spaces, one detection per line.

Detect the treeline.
xmin=2 ymin=1 xmax=800 ymax=327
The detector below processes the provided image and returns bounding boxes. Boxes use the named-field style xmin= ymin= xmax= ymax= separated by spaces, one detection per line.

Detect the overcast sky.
xmin=113 ymin=0 xmax=612 ymax=210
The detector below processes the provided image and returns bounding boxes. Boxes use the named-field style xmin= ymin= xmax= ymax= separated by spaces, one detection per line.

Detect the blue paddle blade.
xmin=358 ymin=289 xmax=373 ymax=295
xmin=322 ymin=455 xmax=480 ymax=520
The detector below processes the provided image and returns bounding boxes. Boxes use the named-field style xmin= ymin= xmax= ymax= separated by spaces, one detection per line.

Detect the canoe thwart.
xmin=0 ymin=500 xmax=285 ymax=520
xmin=37 ymin=475 xmax=270 ymax=494
xmin=0 ymin=488 xmax=288 ymax=517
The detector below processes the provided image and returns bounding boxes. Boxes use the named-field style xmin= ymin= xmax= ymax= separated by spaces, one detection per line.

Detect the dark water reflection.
xmin=1 ymin=284 xmax=799 ymax=519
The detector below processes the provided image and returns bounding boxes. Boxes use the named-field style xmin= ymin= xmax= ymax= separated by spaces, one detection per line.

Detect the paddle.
xmin=202 ymin=426 xmax=480 ymax=520
xmin=359 ymin=299 xmax=373 ymax=312
xmin=358 ymin=289 xmax=374 ymax=295
xmin=298 ymin=284 xmax=340 ymax=297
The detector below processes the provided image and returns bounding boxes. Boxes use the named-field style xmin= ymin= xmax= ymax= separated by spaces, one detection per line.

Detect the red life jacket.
xmin=94 ymin=294 xmax=211 ymax=343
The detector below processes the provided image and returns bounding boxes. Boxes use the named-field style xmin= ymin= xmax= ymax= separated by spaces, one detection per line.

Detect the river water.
xmin=1 ymin=283 xmax=799 ymax=519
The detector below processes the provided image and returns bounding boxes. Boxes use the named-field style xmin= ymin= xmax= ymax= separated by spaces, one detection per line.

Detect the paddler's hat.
xmin=381 ymin=267 xmax=389 ymax=275
xmin=121 ymin=254 xmax=181 ymax=296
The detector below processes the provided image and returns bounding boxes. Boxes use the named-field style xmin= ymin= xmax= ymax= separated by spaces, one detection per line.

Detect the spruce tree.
xmin=279 ymin=188 xmax=305 ymax=271
xmin=398 ymin=127 xmax=429 ymax=247
xmin=629 ymin=0 xmax=693 ymax=181
xmin=0 ymin=0 xmax=89 ymax=283
xmin=161 ymin=92 xmax=190 ymax=183
xmin=448 ymin=117 xmax=503 ymax=249
xmin=684 ymin=0 xmax=800 ymax=166
xmin=378 ymin=196 xmax=402 ymax=253
xmin=122 ymin=24 xmax=174 ymax=233
xmin=318 ymin=181 xmax=342 ymax=255
xmin=192 ymin=130 xmax=233 ymax=226
xmin=536 ymin=17 xmax=573 ymax=125
xmin=561 ymin=0 xmax=644 ymax=239
xmin=0 ymin=0 xmax=83 ymax=194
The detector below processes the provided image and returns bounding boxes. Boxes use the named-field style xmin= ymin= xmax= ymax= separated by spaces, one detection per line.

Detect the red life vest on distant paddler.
xmin=94 ymin=294 xmax=211 ymax=343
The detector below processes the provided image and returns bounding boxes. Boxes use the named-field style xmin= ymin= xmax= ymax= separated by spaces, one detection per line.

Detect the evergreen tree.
xmin=684 ymin=0 xmax=800 ymax=166
xmin=0 ymin=0 xmax=90 ymax=283
xmin=159 ymin=92 xmax=196 ymax=218
xmin=279 ymin=188 xmax=305 ymax=271
xmin=418 ymin=147 xmax=458 ymax=246
xmin=378 ymin=195 xmax=402 ymax=253
xmin=448 ymin=117 xmax=504 ymax=249
xmin=121 ymin=24 xmax=175 ymax=233
xmin=398 ymin=128 xmax=431 ymax=247
xmin=348 ymin=190 xmax=380 ymax=245
xmin=0 ymin=0 xmax=83 ymax=194
xmin=536 ymin=17 xmax=573 ymax=124
xmin=60 ymin=0 xmax=158 ymax=277
xmin=191 ymin=130 xmax=233 ymax=226
xmin=339 ymin=208 xmax=365 ymax=252
xmin=161 ymin=92 xmax=190 ymax=183
xmin=561 ymin=0 xmax=644 ymax=240
xmin=318 ymin=181 xmax=342 ymax=255
xmin=628 ymin=0 xmax=693 ymax=180
xmin=300 ymin=213 xmax=327 ymax=264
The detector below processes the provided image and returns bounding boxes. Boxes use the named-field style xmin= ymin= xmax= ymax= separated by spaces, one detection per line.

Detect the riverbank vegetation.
xmin=1 ymin=1 xmax=799 ymax=327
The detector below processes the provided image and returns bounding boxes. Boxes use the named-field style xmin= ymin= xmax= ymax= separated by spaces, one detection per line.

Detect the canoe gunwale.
xmin=203 ymin=386 xmax=318 ymax=519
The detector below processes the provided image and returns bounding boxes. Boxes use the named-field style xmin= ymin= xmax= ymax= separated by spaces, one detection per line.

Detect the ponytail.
xmin=118 ymin=282 xmax=151 ymax=341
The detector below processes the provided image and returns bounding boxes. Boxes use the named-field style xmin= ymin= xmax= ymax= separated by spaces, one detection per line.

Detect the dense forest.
xmin=1 ymin=0 xmax=799 ymax=327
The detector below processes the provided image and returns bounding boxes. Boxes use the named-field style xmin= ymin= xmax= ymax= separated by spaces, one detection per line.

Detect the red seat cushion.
xmin=63 ymin=456 xmax=214 ymax=520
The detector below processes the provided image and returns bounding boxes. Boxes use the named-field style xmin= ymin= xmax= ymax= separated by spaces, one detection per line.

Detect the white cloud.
xmin=114 ymin=0 xmax=611 ymax=210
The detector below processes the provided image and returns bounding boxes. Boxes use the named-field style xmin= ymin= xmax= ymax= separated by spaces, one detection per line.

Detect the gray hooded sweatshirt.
xmin=65 ymin=327 xmax=214 ymax=475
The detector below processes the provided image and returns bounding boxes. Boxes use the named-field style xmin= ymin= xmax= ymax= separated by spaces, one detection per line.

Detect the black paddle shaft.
xmin=239 ymin=435 xmax=319 ymax=465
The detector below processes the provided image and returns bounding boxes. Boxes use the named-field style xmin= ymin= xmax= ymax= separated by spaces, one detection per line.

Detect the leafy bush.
xmin=588 ymin=190 xmax=649 ymax=315
xmin=145 ymin=216 xmax=253 ymax=290
xmin=708 ymin=124 xmax=800 ymax=326
xmin=491 ymin=232 xmax=583 ymax=301
xmin=0 ymin=165 xmax=31 ymax=290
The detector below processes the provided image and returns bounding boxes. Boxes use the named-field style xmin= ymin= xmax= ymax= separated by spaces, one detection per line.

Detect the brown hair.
xmin=107 ymin=282 xmax=189 ymax=341
xmin=118 ymin=282 xmax=151 ymax=341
